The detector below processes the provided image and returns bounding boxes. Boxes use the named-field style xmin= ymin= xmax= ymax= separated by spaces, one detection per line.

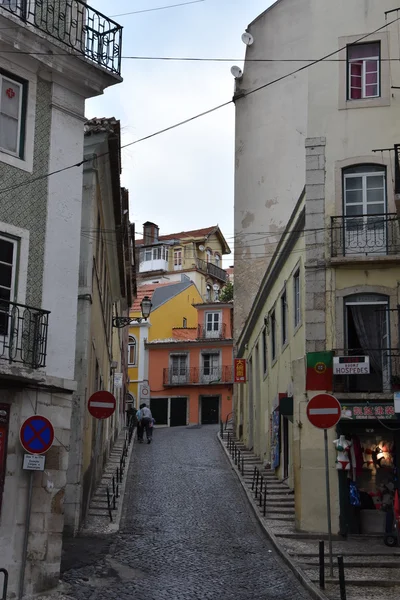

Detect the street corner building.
xmin=129 ymin=222 xmax=233 ymax=427
xmin=233 ymin=0 xmax=400 ymax=538
xmin=0 ymin=0 xmax=124 ymax=596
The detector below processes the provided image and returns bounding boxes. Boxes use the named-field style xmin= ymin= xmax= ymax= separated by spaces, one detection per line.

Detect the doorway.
xmin=0 ymin=404 xmax=10 ymax=515
xmin=150 ymin=398 xmax=168 ymax=425
xmin=170 ymin=398 xmax=187 ymax=427
xmin=201 ymin=396 xmax=219 ymax=424
xmin=282 ymin=416 xmax=289 ymax=480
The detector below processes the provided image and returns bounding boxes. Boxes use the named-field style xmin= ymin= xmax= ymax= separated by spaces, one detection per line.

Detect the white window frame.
xmin=205 ymin=311 xmax=221 ymax=338
xmin=170 ymin=353 xmax=188 ymax=384
xmin=347 ymin=43 xmax=380 ymax=100
xmin=0 ymin=62 xmax=36 ymax=172
xmin=214 ymin=253 xmax=221 ymax=267
xmin=128 ymin=335 xmax=137 ymax=366
xmin=174 ymin=248 xmax=182 ymax=271
xmin=0 ymin=222 xmax=28 ymax=305
xmin=206 ymin=248 xmax=212 ymax=263
xmin=343 ymin=168 xmax=386 ymax=215
xmin=201 ymin=351 xmax=221 ymax=382
xmin=294 ymin=270 xmax=301 ymax=328
xmin=0 ymin=73 xmax=24 ymax=158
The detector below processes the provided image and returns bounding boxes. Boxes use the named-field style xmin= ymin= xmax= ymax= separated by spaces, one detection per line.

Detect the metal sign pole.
xmin=18 ymin=470 xmax=34 ymax=600
xmin=324 ymin=428 xmax=334 ymax=577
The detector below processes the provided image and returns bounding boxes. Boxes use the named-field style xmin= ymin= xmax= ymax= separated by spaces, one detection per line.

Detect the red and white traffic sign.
xmin=306 ymin=393 xmax=341 ymax=429
xmin=88 ymin=391 xmax=116 ymax=420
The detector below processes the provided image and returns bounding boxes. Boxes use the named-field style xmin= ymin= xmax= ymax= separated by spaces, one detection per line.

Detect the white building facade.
xmin=0 ymin=1 xmax=122 ymax=596
xmin=234 ymin=0 xmax=400 ymax=535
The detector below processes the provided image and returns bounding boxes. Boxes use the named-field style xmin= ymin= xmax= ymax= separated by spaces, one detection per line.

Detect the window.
xmin=170 ymin=354 xmax=188 ymax=383
xmin=348 ymin=42 xmax=380 ymax=100
xmin=214 ymin=253 xmax=221 ymax=267
xmin=205 ymin=312 xmax=221 ymax=338
xmin=271 ymin=310 xmax=276 ymax=361
xmin=343 ymin=165 xmax=387 ymax=255
xmin=262 ymin=327 xmax=267 ymax=375
xmin=281 ymin=290 xmax=287 ymax=345
xmin=144 ymin=248 xmax=152 ymax=261
xmin=294 ymin=270 xmax=300 ymax=328
xmin=174 ymin=248 xmax=182 ymax=270
xmin=206 ymin=284 xmax=212 ymax=301
xmin=0 ymin=71 xmax=26 ymax=158
xmin=206 ymin=248 xmax=212 ymax=263
xmin=202 ymin=352 xmax=220 ymax=381
xmin=0 ymin=235 xmax=17 ymax=336
xmin=128 ymin=336 xmax=137 ymax=365
xmin=183 ymin=317 xmax=187 ymax=328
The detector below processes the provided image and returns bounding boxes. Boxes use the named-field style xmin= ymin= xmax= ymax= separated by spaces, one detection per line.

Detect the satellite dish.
xmin=199 ymin=245 xmax=205 ymax=251
xmin=230 ymin=66 xmax=243 ymax=79
xmin=241 ymin=32 xmax=254 ymax=46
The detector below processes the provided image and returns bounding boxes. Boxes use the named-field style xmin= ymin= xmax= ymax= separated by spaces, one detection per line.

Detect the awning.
xmin=279 ymin=396 xmax=293 ymax=422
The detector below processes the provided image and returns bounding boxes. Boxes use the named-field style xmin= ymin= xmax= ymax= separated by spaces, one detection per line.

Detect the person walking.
xmin=136 ymin=404 xmax=144 ymax=443
xmin=141 ymin=403 xmax=154 ymax=444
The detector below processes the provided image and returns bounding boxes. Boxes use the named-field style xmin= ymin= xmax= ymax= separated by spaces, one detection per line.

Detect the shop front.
xmin=336 ymin=403 xmax=400 ymax=538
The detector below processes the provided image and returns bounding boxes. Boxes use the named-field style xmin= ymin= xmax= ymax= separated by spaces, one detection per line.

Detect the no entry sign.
xmin=20 ymin=415 xmax=54 ymax=455
xmin=306 ymin=394 xmax=341 ymax=430
xmin=88 ymin=391 xmax=116 ymax=420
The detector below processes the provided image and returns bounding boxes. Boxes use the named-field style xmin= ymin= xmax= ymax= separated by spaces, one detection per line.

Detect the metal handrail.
xmin=106 ymin=420 xmax=135 ymax=522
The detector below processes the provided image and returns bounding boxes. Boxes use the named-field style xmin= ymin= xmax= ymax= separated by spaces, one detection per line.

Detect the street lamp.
xmin=112 ymin=295 xmax=153 ymax=328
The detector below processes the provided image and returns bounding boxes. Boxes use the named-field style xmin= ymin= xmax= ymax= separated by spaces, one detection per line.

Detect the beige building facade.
xmin=234 ymin=0 xmax=400 ymax=535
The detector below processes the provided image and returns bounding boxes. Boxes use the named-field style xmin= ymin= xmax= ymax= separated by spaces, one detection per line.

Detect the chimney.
xmin=143 ymin=221 xmax=159 ymax=245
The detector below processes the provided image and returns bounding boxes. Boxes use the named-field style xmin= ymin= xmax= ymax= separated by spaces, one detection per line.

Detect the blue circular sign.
xmin=20 ymin=416 xmax=54 ymax=454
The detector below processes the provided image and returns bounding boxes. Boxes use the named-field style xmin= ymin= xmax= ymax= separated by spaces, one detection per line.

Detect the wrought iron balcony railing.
xmin=0 ymin=300 xmax=50 ymax=369
xmin=333 ymin=348 xmax=400 ymax=394
xmin=163 ymin=365 xmax=233 ymax=386
xmin=196 ymin=258 xmax=228 ymax=283
xmin=0 ymin=0 xmax=122 ymax=75
xmin=331 ymin=214 xmax=400 ymax=257
xmin=197 ymin=323 xmax=227 ymax=340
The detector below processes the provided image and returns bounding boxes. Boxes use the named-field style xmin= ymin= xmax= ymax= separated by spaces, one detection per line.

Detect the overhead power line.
xmin=0 ymin=15 xmax=398 ymax=197
xmin=110 ymin=0 xmax=205 ymax=18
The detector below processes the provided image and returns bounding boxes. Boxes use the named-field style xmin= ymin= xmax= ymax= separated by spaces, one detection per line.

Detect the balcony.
xmin=196 ymin=258 xmax=228 ymax=283
xmin=0 ymin=0 xmax=122 ymax=75
xmin=0 ymin=300 xmax=49 ymax=369
xmin=333 ymin=348 xmax=400 ymax=394
xmin=331 ymin=214 xmax=400 ymax=257
xmin=197 ymin=323 xmax=227 ymax=340
xmin=163 ymin=366 xmax=233 ymax=386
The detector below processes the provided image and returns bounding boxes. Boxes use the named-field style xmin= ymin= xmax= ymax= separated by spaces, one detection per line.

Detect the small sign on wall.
xmin=114 ymin=373 xmax=123 ymax=388
xmin=333 ymin=356 xmax=370 ymax=375
xmin=234 ymin=359 xmax=247 ymax=383
xmin=23 ymin=454 xmax=45 ymax=471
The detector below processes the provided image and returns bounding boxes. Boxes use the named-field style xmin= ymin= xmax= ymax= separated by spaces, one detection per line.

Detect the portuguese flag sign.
xmin=306 ymin=351 xmax=333 ymax=391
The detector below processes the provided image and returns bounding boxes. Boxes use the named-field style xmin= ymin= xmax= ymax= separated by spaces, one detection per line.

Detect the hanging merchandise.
xmin=349 ymin=481 xmax=361 ymax=507
xmin=333 ymin=435 xmax=352 ymax=470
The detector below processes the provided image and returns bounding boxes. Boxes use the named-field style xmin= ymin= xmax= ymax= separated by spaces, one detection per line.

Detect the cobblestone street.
xmin=61 ymin=426 xmax=311 ymax=600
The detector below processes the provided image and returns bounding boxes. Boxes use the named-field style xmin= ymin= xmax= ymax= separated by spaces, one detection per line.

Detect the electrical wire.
xmin=110 ymin=0 xmax=205 ymax=18
xmin=0 ymin=15 xmax=398 ymax=197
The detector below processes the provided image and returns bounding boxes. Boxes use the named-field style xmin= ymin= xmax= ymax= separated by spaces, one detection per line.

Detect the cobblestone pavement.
xmin=61 ymin=426 xmax=312 ymax=600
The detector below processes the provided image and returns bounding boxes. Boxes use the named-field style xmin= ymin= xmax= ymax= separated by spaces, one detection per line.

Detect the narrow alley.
xmin=61 ymin=427 xmax=311 ymax=600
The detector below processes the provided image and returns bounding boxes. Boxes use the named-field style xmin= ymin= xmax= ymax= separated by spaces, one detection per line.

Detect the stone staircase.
xmin=81 ymin=428 xmax=135 ymax=534
xmin=222 ymin=435 xmax=295 ymax=527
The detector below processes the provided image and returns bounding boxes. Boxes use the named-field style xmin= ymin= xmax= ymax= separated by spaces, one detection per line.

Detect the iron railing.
xmin=196 ymin=258 xmax=228 ymax=283
xmin=395 ymin=144 xmax=400 ymax=195
xmin=0 ymin=0 xmax=122 ymax=75
xmin=0 ymin=300 xmax=49 ymax=369
xmin=197 ymin=323 xmax=227 ymax=340
xmin=106 ymin=420 xmax=135 ymax=522
xmin=163 ymin=365 xmax=233 ymax=386
xmin=331 ymin=214 xmax=400 ymax=257
xmin=333 ymin=348 xmax=400 ymax=393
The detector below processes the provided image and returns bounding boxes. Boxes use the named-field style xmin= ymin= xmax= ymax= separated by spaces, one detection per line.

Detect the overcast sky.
xmin=87 ymin=0 xmax=273 ymax=262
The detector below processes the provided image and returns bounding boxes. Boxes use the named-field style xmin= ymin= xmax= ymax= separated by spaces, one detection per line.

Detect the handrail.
xmin=224 ymin=411 xmax=233 ymax=431
xmin=106 ymin=419 xmax=135 ymax=522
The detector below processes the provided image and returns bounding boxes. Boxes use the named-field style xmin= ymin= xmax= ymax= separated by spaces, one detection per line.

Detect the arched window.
xmin=128 ymin=336 xmax=137 ymax=365
xmin=342 ymin=165 xmax=387 ymax=255
xmin=206 ymin=248 xmax=213 ymax=263
xmin=214 ymin=253 xmax=221 ymax=267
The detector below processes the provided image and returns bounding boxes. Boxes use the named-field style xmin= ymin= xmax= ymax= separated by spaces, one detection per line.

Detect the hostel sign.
xmin=234 ymin=359 xmax=247 ymax=383
xmin=333 ymin=356 xmax=370 ymax=375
